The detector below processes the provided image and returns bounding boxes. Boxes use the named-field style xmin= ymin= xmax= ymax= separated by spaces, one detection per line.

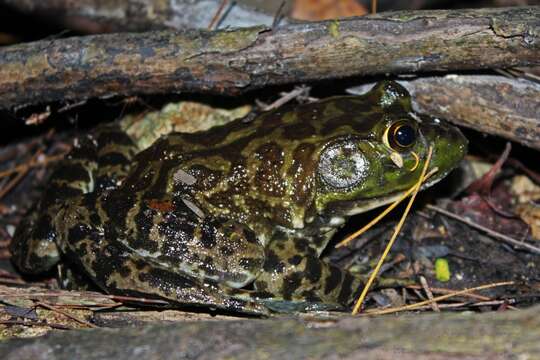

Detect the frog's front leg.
xmin=254 ymin=232 xmax=365 ymax=311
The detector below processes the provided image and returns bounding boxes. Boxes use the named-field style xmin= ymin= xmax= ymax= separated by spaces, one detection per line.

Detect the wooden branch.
xmin=1 ymin=305 xmax=539 ymax=359
xmin=403 ymin=75 xmax=540 ymax=150
xmin=1 ymin=7 xmax=539 ymax=110
xmin=350 ymin=75 xmax=540 ymax=150
xmin=0 ymin=0 xmax=278 ymax=32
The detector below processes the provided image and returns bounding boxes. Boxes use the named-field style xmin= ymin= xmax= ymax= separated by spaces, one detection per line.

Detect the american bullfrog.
xmin=10 ymin=81 xmax=467 ymax=314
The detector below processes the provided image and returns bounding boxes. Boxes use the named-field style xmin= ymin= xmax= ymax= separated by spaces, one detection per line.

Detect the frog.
xmin=10 ymin=81 xmax=467 ymax=315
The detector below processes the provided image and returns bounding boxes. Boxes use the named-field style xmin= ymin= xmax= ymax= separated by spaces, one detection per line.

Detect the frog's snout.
xmin=424 ymin=120 xmax=468 ymax=175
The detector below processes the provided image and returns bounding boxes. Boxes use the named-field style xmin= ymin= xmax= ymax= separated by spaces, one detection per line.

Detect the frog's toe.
xmin=259 ymin=299 xmax=346 ymax=313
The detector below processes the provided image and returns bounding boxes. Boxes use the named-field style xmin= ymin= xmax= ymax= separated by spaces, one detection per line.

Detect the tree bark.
xmin=0 ymin=0 xmax=279 ymax=32
xmin=405 ymin=75 xmax=540 ymax=150
xmin=0 ymin=7 xmax=539 ymax=111
xmin=350 ymin=75 xmax=540 ymax=150
xmin=1 ymin=305 xmax=539 ymax=359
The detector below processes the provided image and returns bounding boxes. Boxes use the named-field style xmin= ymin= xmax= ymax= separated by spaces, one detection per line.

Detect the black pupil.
xmin=395 ymin=125 xmax=415 ymax=147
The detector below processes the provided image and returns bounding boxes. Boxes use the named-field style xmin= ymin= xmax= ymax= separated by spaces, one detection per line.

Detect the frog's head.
xmin=311 ymin=81 xmax=467 ymax=218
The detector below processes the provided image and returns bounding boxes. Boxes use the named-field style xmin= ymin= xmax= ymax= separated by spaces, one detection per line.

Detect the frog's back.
xmin=158 ymin=94 xmax=383 ymax=153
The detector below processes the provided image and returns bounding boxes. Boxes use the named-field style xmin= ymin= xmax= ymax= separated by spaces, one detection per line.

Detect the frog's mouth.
xmin=340 ymin=167 xmax=451 ymax=217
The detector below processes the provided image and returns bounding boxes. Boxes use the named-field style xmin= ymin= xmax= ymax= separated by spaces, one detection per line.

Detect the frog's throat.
xmin=341 ymin=172 xmax=446 ymax=216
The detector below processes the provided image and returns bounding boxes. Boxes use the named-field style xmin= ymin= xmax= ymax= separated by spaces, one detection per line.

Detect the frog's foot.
xmin=256 ymin=298 xmax=347 ymax=313
xmin=252 ymin=236 xmax=366 ymax=311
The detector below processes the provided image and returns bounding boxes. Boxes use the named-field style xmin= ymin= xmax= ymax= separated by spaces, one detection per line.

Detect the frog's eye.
xmin=318 ymin=140 xmax=369 ymax=190
xmin=385 ymin=121 xmax=417 ymax=152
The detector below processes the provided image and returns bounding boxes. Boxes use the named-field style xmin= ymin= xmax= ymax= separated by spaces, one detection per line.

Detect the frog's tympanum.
xmin=10 ymin=82 xmax=467 ymax=314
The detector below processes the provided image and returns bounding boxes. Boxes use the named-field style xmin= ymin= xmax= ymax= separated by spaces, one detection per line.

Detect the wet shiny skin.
xmin=10 ymin=81 xmax=467 ymax=314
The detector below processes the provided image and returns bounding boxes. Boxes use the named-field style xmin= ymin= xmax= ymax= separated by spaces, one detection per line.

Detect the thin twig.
xmin=272 ymin=1 xmax=287 ymax=29
xmin=396 ymin=299 xmax=517 ymax=312
xmin=419 ymin=276 xmax=439 ymax=312
xmin=363 ymin=281 xmax=515 ymax=316
xmin=260 ymin=86 xmax=314 ymax=112
xmin=25 ymin=106 xmax=51 ymax=125
xmin=0 ymin=289 xmax=169 ymax=305
xmin=57 ymin=100 xmax=87 ymax=113
xmin=0 ymin=148 xmax=47 ymax=201
xmin=35 ymin=301 xmax=97 ymax=328
xmin=0 ymin=269 xmax=20 ymax=279
xmin=0 ymin=278 xmax=27 ymax=285
xmin=0 ymin=153 xmax=66 ymax=179
xmin=371 ymin=0 xmax=377 ymax=14
xmin=0 ymin=319 xmax=72 ymax=330
xmin=352 ymin=147 xmax=434 ymax=314
xmin=405 ymin=284 xmax=491 ymax=301
xmin=427 ymin=204 xmax=540 ymax=255
xmin=208 ymin=0 xmax=229 ymax=30
xmin=0 ymin=167 xmax=30 ymax=201
xmin=337 ymin=168 xmax=438 ymax=248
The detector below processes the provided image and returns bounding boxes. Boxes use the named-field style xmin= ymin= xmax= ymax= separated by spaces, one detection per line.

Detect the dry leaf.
xmin=515 ymin=203 xmax=540 ymax=240
xmin=511 ymin=175 xmax=540 ymax=204
xmin=291 ymin=0 xmax=367 ymax=21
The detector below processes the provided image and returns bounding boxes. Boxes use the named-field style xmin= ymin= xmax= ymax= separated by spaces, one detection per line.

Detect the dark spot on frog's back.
xmin=294 ymin=238 xmax=310 ymax=253
xmin=67 ymin=224 xmax=98 ymax=249
xmin=282 ymin=122 xmax=316 ymax=140
xmin=288 ymin=255 xmax=302 ymax=265
xmin=352 ymin=110 xmax=383 ymax=133
xmin=132 ymin=206 xmax=158 ymax=252
xmin=263 ymin=249 xmax=284 ymax=273
xmin=101 ymin=191 xmax=136 ymax=227
xmin=118 ymin=264 xmax=131 ymax=277
xmin=239 ymin=257 xmax=261 ymax=272
xmin=134 ymin=258 xmax=147 ymax=270
xmin=219 ymin=245 xmax=234 ymax=256
xmin=199 ymin=256 xmax=217 ymax=275
xmin=321 ymin=111 xmax=379 ymax=136
xmin=255 ymin=142 xmax=285 ymax=197
xmin=200 ymin=220 xmax=217 ymax=249
xmin=187 ymin=165 xmax=222 ymax=191
xmin=146 ymin=159 xmax=177 ymax=198
xmin=242 ymin=227 xmax=258 ymax=244
xmin=288 ymin=143 xmax=316 ymax=205
xmin=184 ymin=118 xmax=246 ymax=146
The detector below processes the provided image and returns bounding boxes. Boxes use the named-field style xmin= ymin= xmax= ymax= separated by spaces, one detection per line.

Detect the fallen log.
xmin=350 ymin=75 xmax=540 ymax=150
xmin=0 ymin=7 xmax=538 ymax=110
xmin=1 ymin=305 xmax=538 ymax=359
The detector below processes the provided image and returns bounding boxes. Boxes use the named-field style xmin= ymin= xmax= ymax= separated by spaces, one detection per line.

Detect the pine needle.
xmin=352 ymin=146 xmax=434 ymax=315
xmin=362 ymin=281 xmax=515 ymax=316
xmin=336 ymin=167 xmax=438 ymax=248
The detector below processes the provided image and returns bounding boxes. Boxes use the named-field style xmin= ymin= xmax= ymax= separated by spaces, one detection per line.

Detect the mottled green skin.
xmin=10 ymin=82 xmax=467 ymax=314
